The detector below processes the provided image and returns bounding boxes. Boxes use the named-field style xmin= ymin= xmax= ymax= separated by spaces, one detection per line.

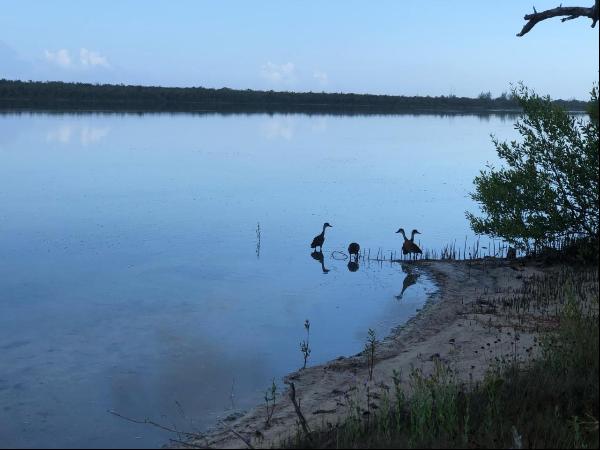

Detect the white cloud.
xmin=260 ymin=62 xmax=329 ymax=90
xmin=43 ymin=48 xmax=109 ymax=69
xmin=44 ymin=49 xmax=72 ymax=68
xmin=313 ymin=70 xmax=328 ymax=86
xmin=80 ymin=48 xmax=109 ymax=68
xmin=260 ymin=61 xmax=296 ymax=85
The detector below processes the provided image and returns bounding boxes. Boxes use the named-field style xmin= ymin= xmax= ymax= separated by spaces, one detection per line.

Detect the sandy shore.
xmin=181 ymin=258 xmax=548 ymax=449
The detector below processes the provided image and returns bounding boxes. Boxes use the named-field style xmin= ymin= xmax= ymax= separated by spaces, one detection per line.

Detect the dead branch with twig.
xmin=286 ymin=381 xmax=313 ymax=444
xmin=517 ymin=2 xmax=599 ymax=36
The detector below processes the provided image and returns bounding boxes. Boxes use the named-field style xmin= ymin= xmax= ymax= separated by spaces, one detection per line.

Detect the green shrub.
xmin=467 ymin=84 xmax=599 ymax=254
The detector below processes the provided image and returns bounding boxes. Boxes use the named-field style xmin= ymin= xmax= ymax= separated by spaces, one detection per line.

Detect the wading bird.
xmin=348 ymin=242 xmax=360 ymax=261
xmin=310 ymin=223 xmax=332 ymax=251
xmin=396 ymin=228 xmax=423 ymax=260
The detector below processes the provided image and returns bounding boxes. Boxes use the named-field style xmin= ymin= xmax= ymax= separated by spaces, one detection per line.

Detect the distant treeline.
xmin=0 ymin=79 xmax=590 ymax=114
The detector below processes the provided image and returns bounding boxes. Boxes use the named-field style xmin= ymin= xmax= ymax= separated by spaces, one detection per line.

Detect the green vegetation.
xmin=467 ymin=84 xmax=599 ymax=256
xmin=364 ymin=328 xmax=378 ymax=382
xmin=300 ymin=319 xmax=311 ymax=370
xmin=0 ymin=79 xmax=590 ymax=114
xmin=284 ymin=267 xmax=599 ymax=449
xmin=264 ymin=378 xmax=278 ymax=428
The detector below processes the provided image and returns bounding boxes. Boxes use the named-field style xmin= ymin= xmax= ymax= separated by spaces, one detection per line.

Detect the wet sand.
xmin=179 ymin=258 xmax=548 ymax=449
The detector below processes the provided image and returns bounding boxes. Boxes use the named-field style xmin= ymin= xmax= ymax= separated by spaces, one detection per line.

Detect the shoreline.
xmin=179 ymin=258 xmax=548 ymax=449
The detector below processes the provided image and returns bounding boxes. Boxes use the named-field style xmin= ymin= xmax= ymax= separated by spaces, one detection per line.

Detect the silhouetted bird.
xmin=348 ymin=242 xmax=360 ymax=261
xmin=311 ymin=250 xmax=330 ymax=273
xmin=396 ymin=228 xmax=423 ymax=259
xmin=310 ymin=222 xmax=332 ymax=251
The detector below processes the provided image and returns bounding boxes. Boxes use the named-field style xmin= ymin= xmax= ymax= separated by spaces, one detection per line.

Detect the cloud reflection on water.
xmin=46 ymin=123 xmax=110 ymax=145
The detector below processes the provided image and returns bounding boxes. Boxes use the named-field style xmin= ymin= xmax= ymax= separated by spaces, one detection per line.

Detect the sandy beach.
xmin=181 ymin=258 xmax=550 ymax=449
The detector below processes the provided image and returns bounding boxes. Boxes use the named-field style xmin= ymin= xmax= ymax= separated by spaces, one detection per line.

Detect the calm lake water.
xmin=0 ymin=112 xmax=516 ymax=448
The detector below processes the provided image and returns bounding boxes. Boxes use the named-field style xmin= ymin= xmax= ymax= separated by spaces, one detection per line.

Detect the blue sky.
xmin=1 ymin=1 xmax=598 ymax=98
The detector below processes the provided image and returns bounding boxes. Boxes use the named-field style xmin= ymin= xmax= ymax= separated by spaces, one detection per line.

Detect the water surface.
xmin=0 ymin=112 xmax=516 ymax=448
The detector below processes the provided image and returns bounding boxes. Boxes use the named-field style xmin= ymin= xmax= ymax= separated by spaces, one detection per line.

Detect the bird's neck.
xmin=322 ymin=226 xmax=328 ymax=235
xmin=410 ymin=231 xmax=416 ymax=241
xmin=400 ymin=230 xmax=408 ymax=241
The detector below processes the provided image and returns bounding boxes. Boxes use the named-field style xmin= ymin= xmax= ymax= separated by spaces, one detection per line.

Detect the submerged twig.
xmin=107 ymin=409 xmax=207 ymax=442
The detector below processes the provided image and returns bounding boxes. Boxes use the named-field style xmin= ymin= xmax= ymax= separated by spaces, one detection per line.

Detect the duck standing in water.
xmin=348 ymin=242 xmax=360 ymax=261
xmin=396 ymin=228 xmax=423 ymax=260
xmin=310 ymin=223 xmax=332 ymax=251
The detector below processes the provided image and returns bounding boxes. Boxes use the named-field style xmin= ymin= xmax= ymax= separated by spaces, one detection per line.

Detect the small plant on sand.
xmin=365 ymin=328 xmax=378 ymax=381
xmin=264 ymin=378 xmax=277 ymax=427
xmin=300 ymin=319 xmax=311 ymax=369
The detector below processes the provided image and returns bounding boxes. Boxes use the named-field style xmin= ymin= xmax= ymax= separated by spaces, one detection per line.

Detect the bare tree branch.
xmin=517 ymin=2 xmax=599 ymax=36
xmin=286 ymin=382 xmax=313 ymax=444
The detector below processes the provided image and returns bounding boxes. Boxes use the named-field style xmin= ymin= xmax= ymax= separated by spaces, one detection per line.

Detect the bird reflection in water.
xmin=347 ymin=261 xmax=359 ymax=272
xmin=311 ymin=250 xmax=330 ymax=273
xmin=395 ymin=264 xmax=420 ymax=300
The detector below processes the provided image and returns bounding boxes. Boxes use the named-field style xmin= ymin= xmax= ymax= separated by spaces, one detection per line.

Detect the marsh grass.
xmin=360 ymin=235 xmax=598 ymax=266
xmin=283 ymin=267 xmax=599 ymax=449
xmin=256 ymin=222 xmax=261 ymax=259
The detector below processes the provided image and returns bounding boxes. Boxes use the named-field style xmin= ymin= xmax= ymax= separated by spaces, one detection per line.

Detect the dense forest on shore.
xmin=0 ymin=79 xmax=590 ymax=114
